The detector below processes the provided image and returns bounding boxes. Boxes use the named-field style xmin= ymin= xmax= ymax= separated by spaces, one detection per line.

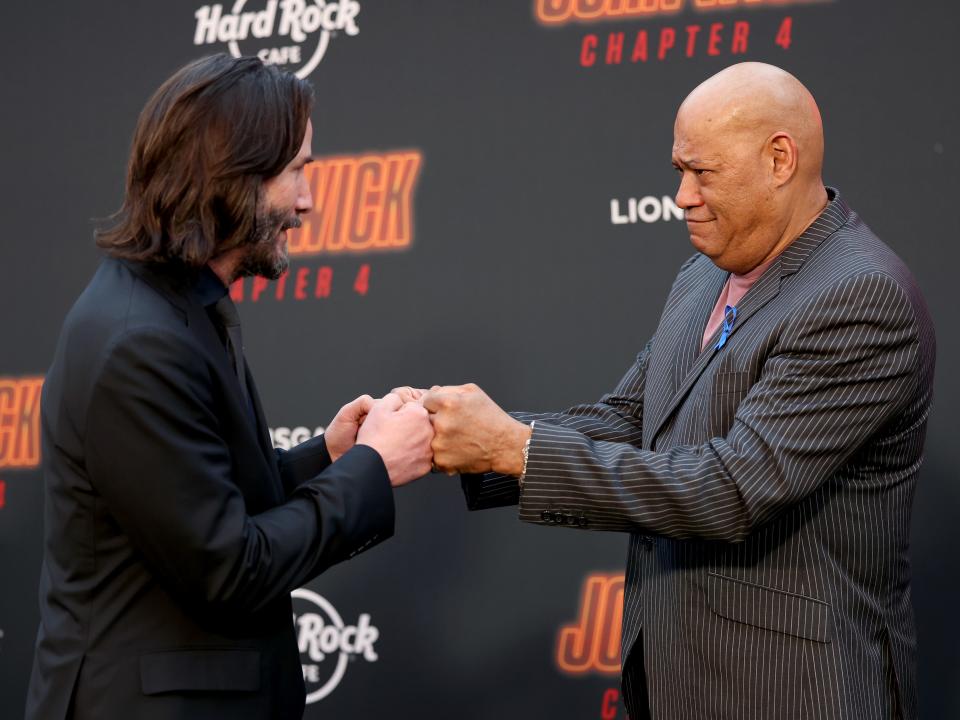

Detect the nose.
xmin=675 ymin=171 xmax=703 ymax=210
xmin=295 ymin=170 xmax=313 ymax=214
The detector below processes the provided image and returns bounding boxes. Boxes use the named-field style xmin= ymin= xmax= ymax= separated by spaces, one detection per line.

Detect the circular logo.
xmin=193 ymin=1 xmax=362 ymax=79
xmin=292 ymin=588 xmax=379 ymax=703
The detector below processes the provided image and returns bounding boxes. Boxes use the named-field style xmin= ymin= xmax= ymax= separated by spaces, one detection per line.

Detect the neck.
xmin=208 ymin=247 xmax=245 ymax=287
xmin=751 ymin=182 xmax=829 ymax=272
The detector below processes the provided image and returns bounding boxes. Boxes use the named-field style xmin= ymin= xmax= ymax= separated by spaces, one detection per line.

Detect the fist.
xmin=421 ymin=384 xmax=530 ymax=476
xmin=357 ymin=394 xmax=434 ymax=487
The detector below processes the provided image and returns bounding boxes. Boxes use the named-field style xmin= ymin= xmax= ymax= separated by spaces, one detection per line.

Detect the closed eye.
xmin=673 ymin=164 xmax=709 ymax=176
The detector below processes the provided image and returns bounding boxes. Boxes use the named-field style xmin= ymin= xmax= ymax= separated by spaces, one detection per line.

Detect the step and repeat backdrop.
xmin=1 ymin=1 xmax=958 ymax=717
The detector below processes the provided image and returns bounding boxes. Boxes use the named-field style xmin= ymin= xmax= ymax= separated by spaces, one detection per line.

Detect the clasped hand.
xmin=324 ymin=392 xmax=433 ymax=487
xmin=393 ymin=384 xmax=531 ymax=476
xmin=324 ymin=383 xmax=529 ymax=486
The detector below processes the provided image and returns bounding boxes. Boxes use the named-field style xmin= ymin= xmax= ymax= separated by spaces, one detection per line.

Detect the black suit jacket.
xmin=26 ymin=258 xmax=394 ymax=720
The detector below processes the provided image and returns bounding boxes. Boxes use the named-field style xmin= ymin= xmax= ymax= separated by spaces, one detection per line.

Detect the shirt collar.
xmin=194 ymin=265 xmax=230 ymax=307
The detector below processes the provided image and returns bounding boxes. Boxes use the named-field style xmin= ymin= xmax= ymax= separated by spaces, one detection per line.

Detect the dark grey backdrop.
xmin=1 ymin=1 xmax=957 ymax=718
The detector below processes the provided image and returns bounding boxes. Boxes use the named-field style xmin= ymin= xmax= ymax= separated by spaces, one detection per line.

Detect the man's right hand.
xmin=356 ymin=393 xmax=434 ymax=487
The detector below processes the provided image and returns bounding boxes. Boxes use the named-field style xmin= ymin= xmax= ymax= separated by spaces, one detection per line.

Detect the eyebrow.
xmin=673 ymin=156 xmax=718 ymax=168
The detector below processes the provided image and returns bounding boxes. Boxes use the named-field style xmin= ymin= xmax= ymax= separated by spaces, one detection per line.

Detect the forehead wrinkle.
xmin=673 ymin=128 xmax=726 ymax=167
xmin=672 ymin=153 xmax=721 ymax=168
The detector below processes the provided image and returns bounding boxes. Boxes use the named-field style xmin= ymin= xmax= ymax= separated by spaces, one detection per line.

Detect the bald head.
xmin=672 ymin=63 xmax=829 ymax=274
xmin=678 ymin=62 xmax=824 ymax=182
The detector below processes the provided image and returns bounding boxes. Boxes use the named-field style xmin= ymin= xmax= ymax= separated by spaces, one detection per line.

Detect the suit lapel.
xmin=643 ymin=261 xmax=726 ymax=448
xmin=646 ymin=188 xmax=851 ymax=448
xmin=649 ymin=267 xmax=784 ymax=445
xmin=122 ymin=260 xmax=284 ymax=503
xmin=188 ymin=303 xmax=274 ymax=464
xmin=244 ymin=359 xmax=280 ymax=472
xmin=676 ymin=272 xmax=726 ymax=388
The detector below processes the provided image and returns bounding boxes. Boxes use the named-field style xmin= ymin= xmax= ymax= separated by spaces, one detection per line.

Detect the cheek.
xmin=263 ymin=178 xmax=297 ymax=209
xmin=701 ymin=184 xmax=738 ymax=226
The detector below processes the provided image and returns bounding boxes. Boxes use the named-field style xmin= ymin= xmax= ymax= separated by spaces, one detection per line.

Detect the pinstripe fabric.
xmin=463 ymin=190 xmax=935 ymax=719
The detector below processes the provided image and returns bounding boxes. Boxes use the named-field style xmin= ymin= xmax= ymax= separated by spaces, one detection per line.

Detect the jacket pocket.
xmin=707 ymin=371 xmax=752 ymax=434
xmin=140 ymin=648 xmax=260 ymax=695
xmin=711 ymin=371 xmax=752 ymax=396
xmin=706 ymin=572 xmax=832 ymax=643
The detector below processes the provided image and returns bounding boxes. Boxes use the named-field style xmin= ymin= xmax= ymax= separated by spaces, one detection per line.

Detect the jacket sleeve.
xmin=276 ymin=434 xmax=332 ymax=496
xmin=517 ymin=273 xmax=924 ymax=539
xmin=462 ymin=339 xmax=652 ymax=510
xmin=83 ymin=327 xmax=394 ymax=616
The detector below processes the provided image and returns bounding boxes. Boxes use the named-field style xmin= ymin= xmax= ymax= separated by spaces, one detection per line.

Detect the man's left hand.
xmin=421 ymin=383 xmax=531 ymax=476
xmin=325 ymin=394 xmax=376 ymax=462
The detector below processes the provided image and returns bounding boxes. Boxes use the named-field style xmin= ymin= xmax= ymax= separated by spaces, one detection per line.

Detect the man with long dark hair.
xmin=25 ymin=54 xmax=432 ymax=720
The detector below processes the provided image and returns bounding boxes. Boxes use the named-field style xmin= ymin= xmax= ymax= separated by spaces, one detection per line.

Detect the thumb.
xmin=421 ymin=390 xmax=443 ymax=413
xmin=349 ymin=394 xmax=375 ymax=418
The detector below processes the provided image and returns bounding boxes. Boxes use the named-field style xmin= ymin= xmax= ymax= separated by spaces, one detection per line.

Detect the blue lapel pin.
xmin=715 ymin=305 xmax=737 ymax=350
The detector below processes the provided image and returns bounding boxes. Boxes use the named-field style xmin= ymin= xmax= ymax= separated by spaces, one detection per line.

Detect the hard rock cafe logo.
xmin=193 ymin=0 xmax=362 ymax=78
xmin=292 ymin=588 xmax=379 ymax=703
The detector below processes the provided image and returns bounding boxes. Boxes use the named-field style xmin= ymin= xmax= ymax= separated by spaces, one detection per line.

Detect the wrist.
xmin=329 ymin=445 xmax=345 ymax=463
xmin=326 ymin=425 xmax=358 ymax=463
xmin=492 ymin=419 xmax=533 ymax=477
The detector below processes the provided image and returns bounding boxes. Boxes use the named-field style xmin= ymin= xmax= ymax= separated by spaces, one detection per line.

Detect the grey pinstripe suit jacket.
xmin=464 ymin=190 xmax=935 ymax=719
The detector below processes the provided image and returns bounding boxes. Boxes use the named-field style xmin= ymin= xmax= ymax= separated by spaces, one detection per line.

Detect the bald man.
xmin=412 ymin=63 xmax=935 ymax=719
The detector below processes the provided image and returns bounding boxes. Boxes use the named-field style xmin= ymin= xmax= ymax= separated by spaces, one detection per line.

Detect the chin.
xmin=688 ymin=235 xmax=716 ymax=257
xmin=265 ymin=254 xmax=289 ymax=280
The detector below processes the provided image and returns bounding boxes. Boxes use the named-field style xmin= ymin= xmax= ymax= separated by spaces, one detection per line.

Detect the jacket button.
xmin=553 ymin=511 xmax=565 ymax=524
xmin=541 ymin=510 xmax=552 ymax=523
xmin=578 ymin=516 xmax=588 ymax=528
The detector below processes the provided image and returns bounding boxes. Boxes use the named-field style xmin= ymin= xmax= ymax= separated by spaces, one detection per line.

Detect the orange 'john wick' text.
xmin=0 ymin=376 xmax=44 ymax=469
xmin=536 ymin=0 xmax=826 ymax=25
xmin=556 ymin=573 xmax=624 ymax=675
xmin=287 ymin=151 xmax=422 ymax=255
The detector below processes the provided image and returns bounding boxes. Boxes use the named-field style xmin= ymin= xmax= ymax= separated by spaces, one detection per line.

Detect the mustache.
xmin=281 ymin=215 xmax=302 ymax=231
xmin=252 ymin=208 xmax=302 ymax=240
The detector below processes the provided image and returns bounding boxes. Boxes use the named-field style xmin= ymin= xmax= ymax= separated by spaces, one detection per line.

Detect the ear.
xmin=768 ymin=132 xmax=798 ymax=187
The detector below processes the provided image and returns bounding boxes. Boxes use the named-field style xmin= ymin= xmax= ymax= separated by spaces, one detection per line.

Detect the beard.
xmin=234 ymin=205 xmax=301 ymax=281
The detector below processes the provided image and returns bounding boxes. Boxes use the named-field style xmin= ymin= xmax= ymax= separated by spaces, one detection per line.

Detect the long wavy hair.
xmin=96 ymin=54 xmax=313 ymax=267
